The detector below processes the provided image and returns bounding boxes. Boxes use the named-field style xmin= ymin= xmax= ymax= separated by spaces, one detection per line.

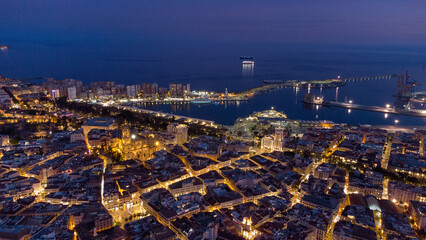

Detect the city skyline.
xmin=0 ymin=2 xmax=425 ymax=240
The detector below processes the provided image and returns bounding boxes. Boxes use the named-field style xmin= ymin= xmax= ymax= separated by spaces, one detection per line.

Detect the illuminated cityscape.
xmin=0 ymin=1 xmax=426 ymax=240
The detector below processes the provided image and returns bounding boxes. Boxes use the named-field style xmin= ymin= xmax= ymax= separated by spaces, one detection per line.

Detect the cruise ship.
xmin=240 ymin=56 xmax=254 ymax=64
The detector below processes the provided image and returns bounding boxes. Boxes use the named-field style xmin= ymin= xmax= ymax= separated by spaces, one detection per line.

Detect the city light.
xmin=1 ymin=8 xmax=424 ymax=239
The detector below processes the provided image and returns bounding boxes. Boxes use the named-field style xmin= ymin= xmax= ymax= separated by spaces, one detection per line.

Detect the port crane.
xmin=397 ymin=70 xmax=422 ymax=97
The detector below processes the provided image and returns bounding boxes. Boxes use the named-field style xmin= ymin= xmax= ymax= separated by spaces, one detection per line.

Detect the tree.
xmin=301 ymin=150 xmax=312 ymax=158
xmin=253 ymin=131 xmax=259 ymax=138
xmin=69 ymin=117 xmax=83 ymax=130
xmin=10 ymin=137 xmax=20 ymax=145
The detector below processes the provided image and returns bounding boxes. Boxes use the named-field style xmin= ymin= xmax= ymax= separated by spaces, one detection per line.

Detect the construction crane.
xmin=397 ymin=70 xmax=422 ymax=97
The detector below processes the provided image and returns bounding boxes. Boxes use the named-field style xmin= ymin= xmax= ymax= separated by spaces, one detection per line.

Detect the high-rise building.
xmin=89 ymin=81 xmax=116 ymax=97
xmin=159 ymin=87 xmax=168 ymax=95
xmin=114 ymin=84 xmax=126 ymax=95
xmin=176 ymin=83 xmax=182 ymax=96
xmin=275 ymin=128 xmax=284 ymax=141
xmin=50 ymin=78 xmax=82 ymax=100
xmin=261 ymin=136 xmax=274 ymax=152
xmin=261 ymin=127 xmax=284 ymax=152
xmin=169 ymin=83 xmax=190 ymax=96
xmin=104 ymin=81 xmax=115 ymax=89
xmin=151 ymin=83 xmax=158 ymax=96
xmin=169 ymin=83 xmax=177 ymax=96
xmin=127 ymin=85 xmax=141 ymax=97
xmin=205 ymin=222 xmax=219 ymax=240
xmin=167 ymin=123 xmax=188 ymax=145
xmin=51 ymin=89 xmax=60 ymax=100
xmin=142 ymin=83 xmax=152 ymax=96
xmin=67 ymin=87 xmax=77 ymax=100
xmin=273 ymin=128 xmax=284 ymax=151
xmin=183 ymin=83 xmax=191 ymax=95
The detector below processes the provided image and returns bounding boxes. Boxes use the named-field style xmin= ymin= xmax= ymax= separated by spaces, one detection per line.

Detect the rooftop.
xmin=82 ymin=118 xmax=115 ymax=127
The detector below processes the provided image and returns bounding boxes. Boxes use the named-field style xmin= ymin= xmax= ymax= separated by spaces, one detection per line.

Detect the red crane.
xmin=397 ymin=70 xmax=422 ymax=97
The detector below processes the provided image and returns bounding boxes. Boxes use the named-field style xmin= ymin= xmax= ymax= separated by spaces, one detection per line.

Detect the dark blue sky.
xmin=1 ymin=0 xmax=426 ymax=45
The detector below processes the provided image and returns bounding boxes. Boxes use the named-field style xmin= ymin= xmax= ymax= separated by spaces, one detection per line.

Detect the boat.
xmin=240 ymin=56 xmax=254 ymax=65
xmin=191 ymin=98 xmax=212 ymax=104
xmin=0 ymin=45 xmax=7 ymax=51
xmin=240 ymin=56 xmax=254 ymax=61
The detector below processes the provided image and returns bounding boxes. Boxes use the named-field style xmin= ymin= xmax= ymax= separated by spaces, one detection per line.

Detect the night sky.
xmin=1 ymin=0 xmax=425 ymax=45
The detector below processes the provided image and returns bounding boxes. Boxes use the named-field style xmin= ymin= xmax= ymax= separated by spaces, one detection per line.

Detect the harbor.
xmin=235 ymin=74 xmax=396 ymax=97
xmin=108 ymin=71 xmax=425 ymax=125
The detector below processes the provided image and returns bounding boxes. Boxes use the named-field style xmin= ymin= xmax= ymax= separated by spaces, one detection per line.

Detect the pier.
xmin=303 ymin=100 xmax=426 ymax=118
xmin=340 ymin=75 xmax=397 ymax=82
xmin=235 ymin=74 xmax=397 ymax=97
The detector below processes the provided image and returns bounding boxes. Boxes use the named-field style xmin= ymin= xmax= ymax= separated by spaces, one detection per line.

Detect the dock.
xmin=236 ymin=74 xmax=397 ymax=97
xmin=303 ymin=100 xmax=426 ymax=118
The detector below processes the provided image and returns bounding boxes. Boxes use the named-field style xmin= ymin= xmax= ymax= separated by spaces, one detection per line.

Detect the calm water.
xmin=0 ymin=37 xmax=425 ymax=126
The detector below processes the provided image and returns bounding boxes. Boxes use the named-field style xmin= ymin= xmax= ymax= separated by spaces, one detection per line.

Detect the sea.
xmin=1 ymin=37 xmax=425 ymax=126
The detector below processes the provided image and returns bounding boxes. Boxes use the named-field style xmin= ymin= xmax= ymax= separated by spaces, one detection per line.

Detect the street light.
xmin=386 ymin=104 xmax=390 ymax=108
xmin=394 ymin=120 xmax=399 ymax=124
xmin=349 ymin=100 xmax=353 ymax=104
